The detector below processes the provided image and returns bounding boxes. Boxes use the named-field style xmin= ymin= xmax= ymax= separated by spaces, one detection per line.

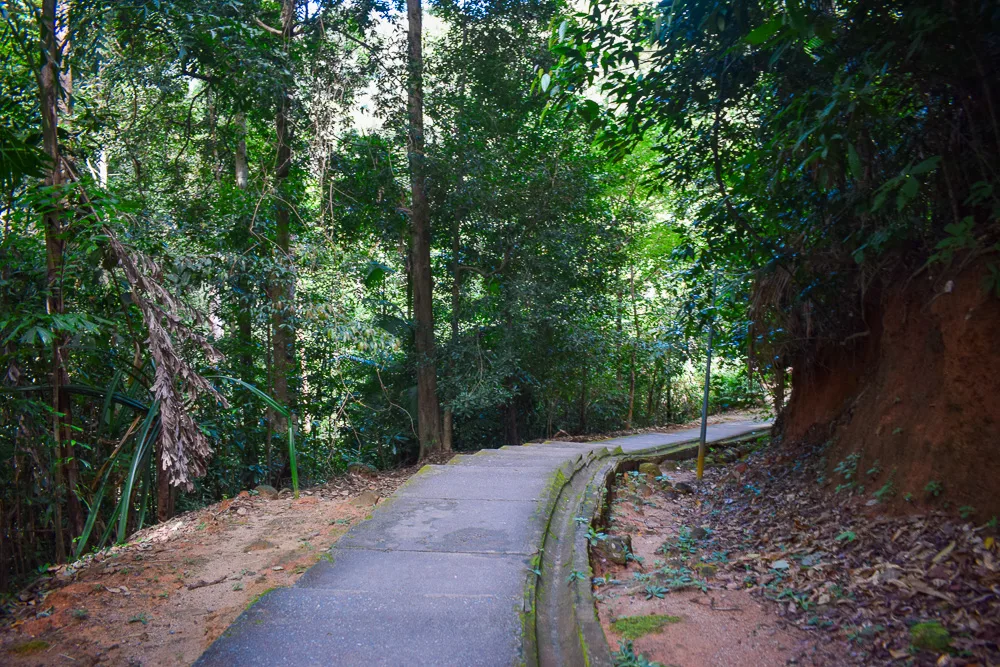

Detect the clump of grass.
xmin=10 ymin=640 xmax=50 ymax=655
xmin=245 ymin=587 xmax=276 ymax=610
xmin=611 ymin=614 xmax=682 ymax=640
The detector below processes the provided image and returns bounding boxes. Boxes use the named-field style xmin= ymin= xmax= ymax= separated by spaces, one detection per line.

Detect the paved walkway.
xmin=196 ymin=420 xmax=769 ymax=666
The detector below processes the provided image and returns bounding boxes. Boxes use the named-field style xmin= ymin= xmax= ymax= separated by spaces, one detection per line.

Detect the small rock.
xmin=349 ymin=491 xmax=380 ymax=508
xmin=876 ymin=567 xmax=902 ymax=584
xmin=592 ymin=535 xmax=632 ymax=566
xmin=697 ymin=564 xmax=717 ymax=578
xmin=347 ymin=462 xmax=378 ymax=478
xmin=638 ymin=462 xmax=660 ymax=477
xmin=673 ymin=482 xmax=694 ymax=494
xmin=271 ymin=566 xmax=284 ymax=572
xmin=255 ymin=484 xmax=279 ymax=500
xmin=660 ymin=460 xmax=680 ymax=471
xmin=800 ymin=553 xmax=823 ymax=567
xmin=734 ymin=462 xmax=748 ymax=474
xmin=244 ymin=539 xmax=278 ymax=553
xmin=721 ymin=448 xmax=738 ymax=463
xmin=690 ymin=526 xmax=710 ymax=540
xmin=236 ymin=507 xmax=248 ymax=516
xmin=772 ymin=559 xmax=790 ymax=570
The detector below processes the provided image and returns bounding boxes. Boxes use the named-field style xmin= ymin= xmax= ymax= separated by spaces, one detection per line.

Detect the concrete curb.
xmin=526 ymin=427 xmax=771 ymax=667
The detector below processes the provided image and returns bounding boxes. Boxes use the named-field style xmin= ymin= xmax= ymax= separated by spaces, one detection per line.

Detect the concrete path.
xmin=196 ymin=420 xmax=769 ymax=667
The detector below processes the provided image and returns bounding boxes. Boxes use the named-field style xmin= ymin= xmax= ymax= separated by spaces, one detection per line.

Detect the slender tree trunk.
xmin=155 ymin=439 xmax=174 ymax=522
xmin=578 ymin=362 xmax=588 ymax=433
xmin=774 ymin=360 xmax=786 ymax=413
xmin=442 ymin=212 xmax=461 ymax=452
xmin=39 ymin=0 xmax=84 ymax=558
xmin=645 ymin=358 xmax=659 ymax=420
xmin=407 ymin=0 xmax=441 ymax=458
xmin=208 ymin=88 xmax=221 ymax=182
xmin=235 ymin=112 xmax=249 ymax=190
xmin=440 ymin=19 xmax=469 ymax=454
xmin=626 ymin=259 xmax=639 ymax=428
xmin=615 ymin=267 xmax=623 ymax=385
xmin=665 ymin=347 xmax=672 ymax=423
xmin=269 ymin=0 xmax=297 ymax=437
xmin=234 ymin=112 xmax=256 ymax=485
xmin=503 ymin=399 xmax=519 ymax=446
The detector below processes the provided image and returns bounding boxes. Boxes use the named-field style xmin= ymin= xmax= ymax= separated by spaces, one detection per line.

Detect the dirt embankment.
xmin=783 ymin=262 xmax=1000 ymax=520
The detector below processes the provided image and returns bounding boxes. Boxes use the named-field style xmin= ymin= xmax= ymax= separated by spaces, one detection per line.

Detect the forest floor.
xmin=0 ymin=461 xmax=436 ymax=666
xmin=595 ymin=438 xmax=999 ymax=666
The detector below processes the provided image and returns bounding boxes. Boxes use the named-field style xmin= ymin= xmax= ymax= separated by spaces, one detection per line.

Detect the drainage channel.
xmin=535 ymin=451 xmax=617 ymax=667
xmin=531 ymin=429 xmax=771 ymax=667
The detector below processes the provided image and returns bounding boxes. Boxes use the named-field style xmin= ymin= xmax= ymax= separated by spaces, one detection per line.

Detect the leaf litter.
xmin=596 ymin=435 xmax=999 ymax=666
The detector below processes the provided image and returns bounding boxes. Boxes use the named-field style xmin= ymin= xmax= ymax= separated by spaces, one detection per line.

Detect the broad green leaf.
xmin=745 ymin=18 xmax=782 ymax=45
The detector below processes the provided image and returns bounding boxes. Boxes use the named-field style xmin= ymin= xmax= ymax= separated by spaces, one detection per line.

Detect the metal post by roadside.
xmin=696 ymin=269 xmax=718 ymax=481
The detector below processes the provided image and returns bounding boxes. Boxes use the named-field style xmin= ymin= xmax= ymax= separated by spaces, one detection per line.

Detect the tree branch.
xmin=254 ymin=16 xmax=284 ymax=36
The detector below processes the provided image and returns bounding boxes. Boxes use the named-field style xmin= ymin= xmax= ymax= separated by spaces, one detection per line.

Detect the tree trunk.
xmin=407 ymin=0 xmax=441 ymax=458
xmin=442 ymin=210 xmax=461 ymax=452
xmin=665 ymin=350 xmax=672 ymax=423
xmin=269 ymin=0 xmax=297 ymax=437
xmin=615 ymin=267 xmax=623 ymax=385
xmin=626 ymin=260 xmax=639 ymax=428
xmin=39 ymin=0 xmax=83 ymax=558
xmin=235 ymin=112 xmax=249 ymax=190
xmin=774 ymin=361 xmax=786 ymax=413
xmin=578 ymin=362 xmax=588 ymax=433
xmin=504 ymin=400 xmax=519 ymax=446
xmin=234 ymin=113 xmax=256 ymax=485
xmin=645 ymin=358 xmax=659 ymax=420
xmin=155 ymin=438 xmax=175 ymax=522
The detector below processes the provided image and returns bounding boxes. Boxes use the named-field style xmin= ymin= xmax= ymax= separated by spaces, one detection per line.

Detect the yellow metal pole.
xmin=696 ymin=270 xmax=718 ymax=482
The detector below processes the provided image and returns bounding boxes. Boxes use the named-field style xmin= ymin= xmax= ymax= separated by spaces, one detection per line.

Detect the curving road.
xmin=195 ymin=419 xmax=770 ymax=667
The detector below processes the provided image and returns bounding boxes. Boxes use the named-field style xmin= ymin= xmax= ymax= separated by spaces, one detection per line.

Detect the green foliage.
xmin=611 ymin=614 xmax=681 ymax=640
xmin=549 ymin=0 xmax=1000 ymax=400
xmin=0 ymin=0 xmax=763 ymax=592
xmin=643 ymin=585 xmax=668 ymax=599
xmin=873 ymin=474 xmax=897 ymax=502
xmin=612 ymin=640 xmax=664 ymax=667
xmin=910 ymin=621 xmax=951 ymax=652
xmin=834 ymin=453 xmax=862 ymax=494
xmin=925 ymin=481 xmax=944 ymax=498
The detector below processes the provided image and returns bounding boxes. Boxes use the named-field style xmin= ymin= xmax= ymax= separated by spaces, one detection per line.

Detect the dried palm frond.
xmin=106 ymin=229 xmax=229 ymax=490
